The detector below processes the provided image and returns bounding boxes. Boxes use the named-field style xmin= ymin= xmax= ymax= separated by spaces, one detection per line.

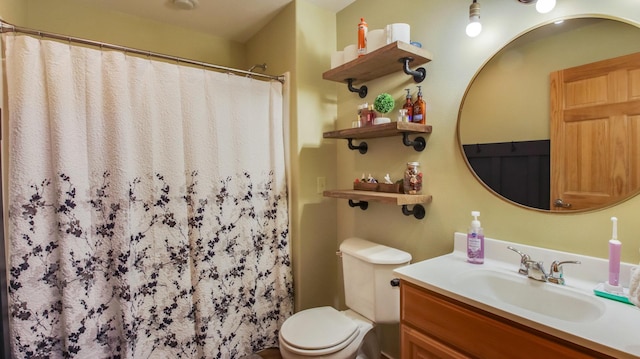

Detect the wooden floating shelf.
xmin=323 ymin=41 xmax=433 ymax=84
xmin=323 ymin=189 xmax=432 ymax=206
xmin=323 ymin=122 xmax=432 ymax=140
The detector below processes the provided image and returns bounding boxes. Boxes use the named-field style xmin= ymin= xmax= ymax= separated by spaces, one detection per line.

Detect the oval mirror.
xmin=458 ymin=17 xmax=640 ymax=212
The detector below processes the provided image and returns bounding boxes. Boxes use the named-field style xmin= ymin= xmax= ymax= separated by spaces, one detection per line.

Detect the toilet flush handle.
xmin=390 ymin=278 xmax=400 ymax=287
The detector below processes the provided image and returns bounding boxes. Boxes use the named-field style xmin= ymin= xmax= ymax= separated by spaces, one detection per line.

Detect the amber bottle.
xmin=412 ymin=86 xmax=426 ymax=124
xmin=402 ymin=88 xmax=414 ymax=122
xmin=367 ymin=104 xmax=377 ymax=125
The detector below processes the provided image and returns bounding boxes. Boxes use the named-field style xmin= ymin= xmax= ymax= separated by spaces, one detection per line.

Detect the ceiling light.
xmin=535 ymin=0 xmax=556 ymax=14
xmin=517 ymin=0 xmax=556 ymax=14
xmin=466 ymin=0 xmax=482 ymax=38
xmin=173 ymin=0 xmax=198 ymax=10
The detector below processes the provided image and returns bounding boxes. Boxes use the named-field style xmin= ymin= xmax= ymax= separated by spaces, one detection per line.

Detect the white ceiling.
xmin=78 ymin=0 xmax=355 ymax=43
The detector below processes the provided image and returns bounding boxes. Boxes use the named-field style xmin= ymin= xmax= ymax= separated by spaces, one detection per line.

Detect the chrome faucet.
xmin=548 ymin=260 xmax=581 ymax=285
xmin=507 ymin=246 xmax=531 ymax=276
xmin=507 ymin=246 xmax=580 ymax=284
xmin=523 ymin=259 xmax=548 ymax=282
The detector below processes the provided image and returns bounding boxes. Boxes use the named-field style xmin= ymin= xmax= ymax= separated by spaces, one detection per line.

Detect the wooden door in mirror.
xmin=550 ymin=51 xmax=640 ymax=211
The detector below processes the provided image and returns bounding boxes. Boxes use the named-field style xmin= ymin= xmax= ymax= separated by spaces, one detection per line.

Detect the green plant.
xmin=373 ymin=93 xmax=395 ymax=114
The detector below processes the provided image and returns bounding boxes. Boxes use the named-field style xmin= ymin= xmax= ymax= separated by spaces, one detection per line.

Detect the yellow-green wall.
xmin=3 ymin=0 xmax=245 ymax=67
xmin=0 ymin=0 xmax=25 ymax=24
xmin=246 ymin=1 xmax=340 ymax=311
xmin=292 ymin=1 xmax=341 ymax=311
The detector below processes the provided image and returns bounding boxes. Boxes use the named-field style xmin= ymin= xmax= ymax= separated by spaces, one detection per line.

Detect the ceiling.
xmin=78 ymin=0 xmax=355 ymax=43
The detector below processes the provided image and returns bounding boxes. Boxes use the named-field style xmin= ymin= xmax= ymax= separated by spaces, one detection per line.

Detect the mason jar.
xmin=403 ymin=162 xmax=422 ymax=195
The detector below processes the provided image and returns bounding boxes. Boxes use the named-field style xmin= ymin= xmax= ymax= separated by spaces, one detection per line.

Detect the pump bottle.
xmin=402 ymin=88 xmax=413 ymax=122
xmin=467 ymin=211 xmax=484 ymax=264
xmin=412 ymin=85 xmax=426 ymax=124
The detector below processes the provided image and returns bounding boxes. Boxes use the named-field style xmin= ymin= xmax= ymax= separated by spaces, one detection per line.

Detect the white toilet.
xmin=278 ymin=238 xmax=412 ymax=359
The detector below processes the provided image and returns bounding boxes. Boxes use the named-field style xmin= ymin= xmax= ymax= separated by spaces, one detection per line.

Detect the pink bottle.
xmin=608 ymin=217 xmax=621 ymax=287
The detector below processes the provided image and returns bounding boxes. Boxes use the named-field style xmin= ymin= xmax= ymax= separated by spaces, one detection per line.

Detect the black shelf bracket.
xmin=402 ymin=133 xmax=426 ymax=152
xmin=400 ymin=57 xmax=427 ymax=83
xmin=347 ymin=138 xmax=368 ymax=154
xmin=402 ymin=204 xmax=425 ymax=219
xmin=346 ymin=78 xmax=368 ymax=98
xmin=348 ymin=199 xmax=368 ymax=210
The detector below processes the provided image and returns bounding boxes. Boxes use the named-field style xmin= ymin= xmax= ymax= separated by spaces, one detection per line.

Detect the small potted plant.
xmin=373 ymin=93 xmax=395 ymax=124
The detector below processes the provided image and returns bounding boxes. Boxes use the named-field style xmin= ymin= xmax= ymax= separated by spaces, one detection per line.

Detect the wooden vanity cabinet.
xmin=400 ymin=280 xmax=614 ymax=359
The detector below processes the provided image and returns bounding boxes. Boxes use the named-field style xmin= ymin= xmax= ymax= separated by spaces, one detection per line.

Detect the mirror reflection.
xmin=458 ymin=17 xmax=640 ymax=211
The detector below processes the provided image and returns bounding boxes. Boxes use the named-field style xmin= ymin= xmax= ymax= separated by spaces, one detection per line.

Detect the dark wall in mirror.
xmin=458 ymin=17 xmax=640 ymax=212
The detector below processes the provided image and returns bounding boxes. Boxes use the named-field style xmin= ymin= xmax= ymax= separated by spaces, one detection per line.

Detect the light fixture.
xmin=535 ymin=0 xmax=556 ymax=14
xmin=466 ymin=0 xmax=482 ymax=38
xmin=517 ymin=0 xmax=556 ymax=14
xmin=172 ymin=0 xmax=198 ymax=10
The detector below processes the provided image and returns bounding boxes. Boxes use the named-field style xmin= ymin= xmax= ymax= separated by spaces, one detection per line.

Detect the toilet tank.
xmin=339 ymin=238 xmax=412 ymax=324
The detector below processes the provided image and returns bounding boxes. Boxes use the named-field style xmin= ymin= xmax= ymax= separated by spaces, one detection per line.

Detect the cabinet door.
xmin=401 ymin=325 xmax=471 ymax=359
xmin=401 ymin=281 xmax=609 ymax=359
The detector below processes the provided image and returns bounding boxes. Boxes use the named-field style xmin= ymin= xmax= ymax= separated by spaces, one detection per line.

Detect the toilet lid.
xmin=280 ymin=306 xmax=358 ymax=351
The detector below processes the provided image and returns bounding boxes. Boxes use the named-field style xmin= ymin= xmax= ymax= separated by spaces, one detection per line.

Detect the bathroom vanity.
xmin=394 ymin=233 xmax=640 ymax=359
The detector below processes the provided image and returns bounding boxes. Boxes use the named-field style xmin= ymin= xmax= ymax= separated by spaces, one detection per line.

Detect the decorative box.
xmin=353 ymin=182 xmax=379 ymax=191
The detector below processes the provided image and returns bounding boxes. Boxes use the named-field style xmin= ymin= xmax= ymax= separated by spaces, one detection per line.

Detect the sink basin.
xmin=453 ymin=269 xmax=606 ymax=323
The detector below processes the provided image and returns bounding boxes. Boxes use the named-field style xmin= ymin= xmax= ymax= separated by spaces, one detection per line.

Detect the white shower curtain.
xmin=4 ymin=34 xmax=292 ymax=358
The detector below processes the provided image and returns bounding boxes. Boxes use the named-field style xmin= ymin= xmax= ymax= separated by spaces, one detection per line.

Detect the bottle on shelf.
xmin=412 ymin=85 xmax=426 ymax=124
xmin=402 ymin=88 xmax=413 ymax=122
xmin=359 ymin=103 xmax=368 ymax=127
xmin=367 ymin=103 xmax=377 ymax=125
xmin=357 ymin=18 xmax=368 ymax=57
xmin=398 ymin=109 xmax=409 ymax=122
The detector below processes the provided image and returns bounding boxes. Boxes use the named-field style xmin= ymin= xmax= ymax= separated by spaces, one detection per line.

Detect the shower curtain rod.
xmin=0 ymin=20 xmax=285 ymax=83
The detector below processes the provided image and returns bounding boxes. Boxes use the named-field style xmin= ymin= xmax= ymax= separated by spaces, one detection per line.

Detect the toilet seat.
xmin=280 ymin=306 xmax=359 ymax=356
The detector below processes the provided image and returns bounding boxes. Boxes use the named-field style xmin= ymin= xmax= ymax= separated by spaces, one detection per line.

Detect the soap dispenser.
xmin=467 ymin=211 xmax=484 ymax=264
xmin=412 ymin=85 xmax=426 ymax=124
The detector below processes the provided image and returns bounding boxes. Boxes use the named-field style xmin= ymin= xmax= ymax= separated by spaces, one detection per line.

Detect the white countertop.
xmin=394 ymin=232 xmax=640 ymax=358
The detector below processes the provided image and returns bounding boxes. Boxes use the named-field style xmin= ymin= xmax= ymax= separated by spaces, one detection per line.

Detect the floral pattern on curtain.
xmin=5 ymin=34 xmax=293 ymax=358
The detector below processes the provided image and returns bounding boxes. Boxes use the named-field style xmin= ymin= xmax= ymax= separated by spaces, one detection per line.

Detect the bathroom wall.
xmin=0 ymin=0 xmax=25 ymax=25
xmin=246 ymin=1 xmax=340 ymax=311
xmin=21 ymin=0 xmax=245 ymax=67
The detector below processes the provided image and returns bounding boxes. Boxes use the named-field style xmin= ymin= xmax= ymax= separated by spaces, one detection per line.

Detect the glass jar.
xmin=403 ymin=162 xmax=423 ymax=195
